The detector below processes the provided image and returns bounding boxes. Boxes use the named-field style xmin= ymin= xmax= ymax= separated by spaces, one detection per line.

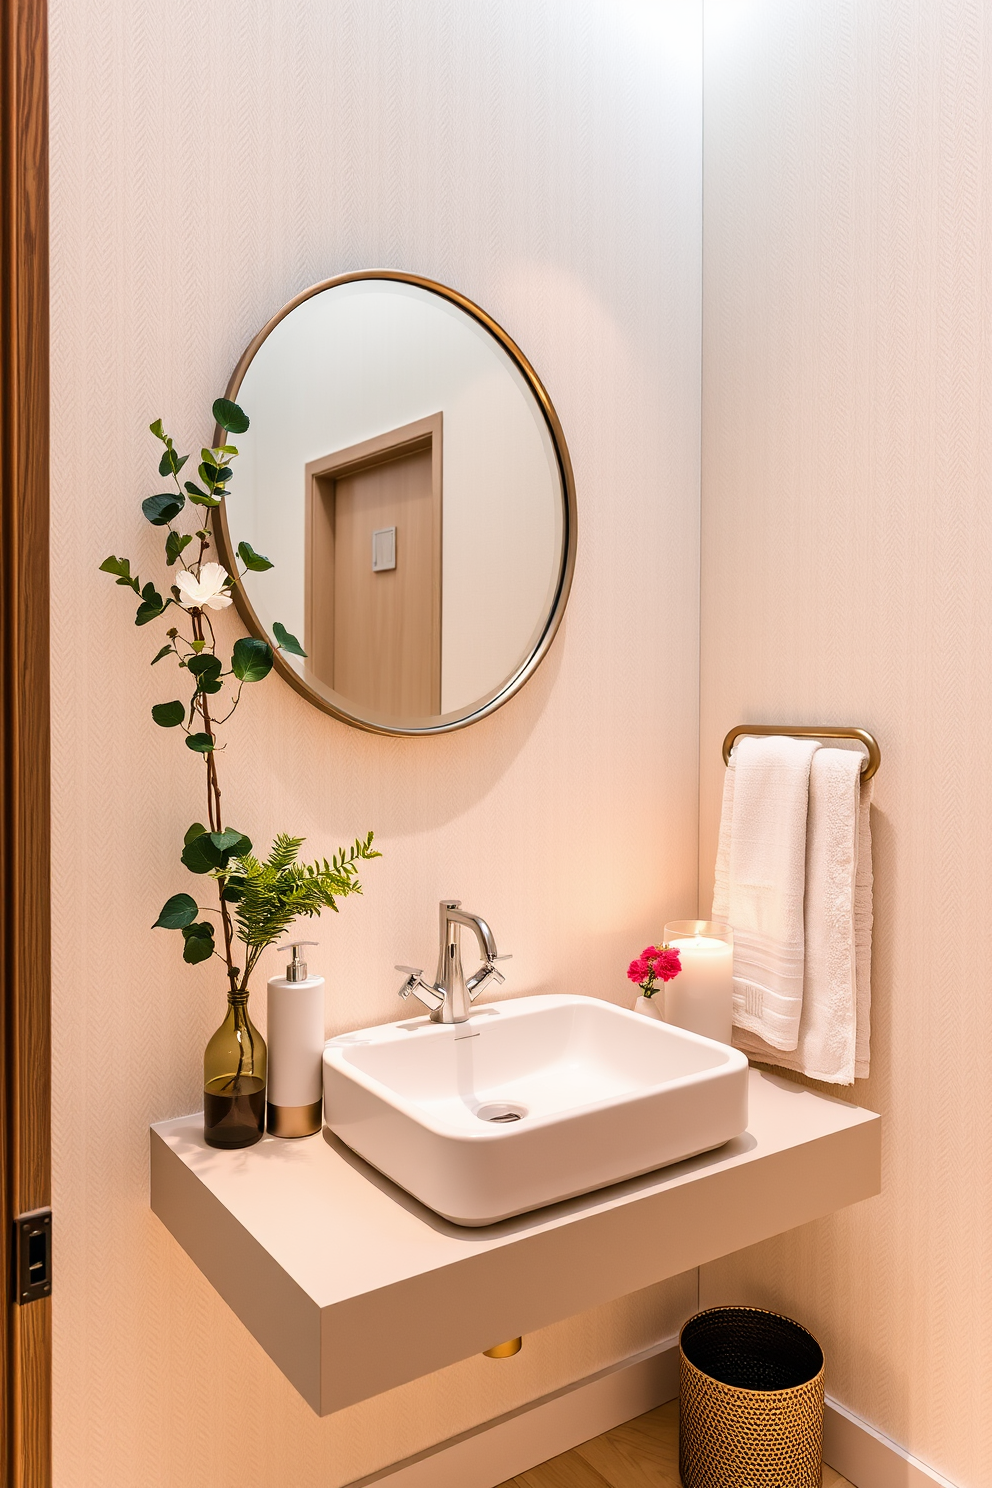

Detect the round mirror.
xmin=215 ymin=272 xmax=576 ymax=735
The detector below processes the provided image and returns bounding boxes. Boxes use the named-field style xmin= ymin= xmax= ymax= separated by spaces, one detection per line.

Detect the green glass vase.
xmin=203 ymin=992 xmax=267 ymax=1148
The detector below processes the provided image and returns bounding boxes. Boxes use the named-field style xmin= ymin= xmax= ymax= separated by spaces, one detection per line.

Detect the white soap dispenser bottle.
xmin=267 ymin=941 xmax=325 ymax=1138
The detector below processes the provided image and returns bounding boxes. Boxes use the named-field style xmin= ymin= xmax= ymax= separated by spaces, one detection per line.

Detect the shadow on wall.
xmin=277 ymin=611 xmax=568 ymax=840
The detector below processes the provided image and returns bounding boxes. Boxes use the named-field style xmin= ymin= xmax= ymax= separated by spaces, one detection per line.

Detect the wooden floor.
xmin=496 ymin=1400 xmax=855 ymax=1488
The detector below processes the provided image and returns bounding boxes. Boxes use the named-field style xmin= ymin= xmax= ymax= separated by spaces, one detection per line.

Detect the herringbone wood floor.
xmin=496 ymin=1400 xmax=854 ymax=1487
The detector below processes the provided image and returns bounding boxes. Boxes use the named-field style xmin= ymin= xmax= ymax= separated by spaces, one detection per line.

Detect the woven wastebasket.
xmin=679 ymin=1307 xmax=825 ymax=1488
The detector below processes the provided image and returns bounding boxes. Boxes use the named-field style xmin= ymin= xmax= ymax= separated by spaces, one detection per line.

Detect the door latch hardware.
xmin=13 ymin=1208 xmax=52 ymax=1303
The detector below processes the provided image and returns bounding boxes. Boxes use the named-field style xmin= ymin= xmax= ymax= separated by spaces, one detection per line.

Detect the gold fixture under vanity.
xmin=722 ymin=724 xmax=880 ymax=780
xmin=483 ymin=1338 xmax=522 ymax=1358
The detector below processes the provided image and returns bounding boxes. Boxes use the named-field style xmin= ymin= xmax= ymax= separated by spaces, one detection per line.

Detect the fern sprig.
xmin=217 ymin=831 xmax=381 ymax=988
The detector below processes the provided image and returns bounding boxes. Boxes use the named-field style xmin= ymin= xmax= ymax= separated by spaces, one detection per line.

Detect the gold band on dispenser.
xmin=483 ymin=1338 xmax=522 ymax=1358
xmin=266 ymin=1099 xmax=323 ymax=1138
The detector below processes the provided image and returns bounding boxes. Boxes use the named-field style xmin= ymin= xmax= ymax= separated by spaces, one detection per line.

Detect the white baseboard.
xmin=824 ymin=1396 xmax=960 ymax=1488
xmin=347 ymin=1342 xmax=962 ymax=1488
xmin=348 ymin=1336 xmax=680 ymax=1488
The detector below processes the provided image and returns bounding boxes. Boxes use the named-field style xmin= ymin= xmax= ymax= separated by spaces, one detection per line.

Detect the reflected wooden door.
xmin=305 ymin=415 xmax=442 ymax=717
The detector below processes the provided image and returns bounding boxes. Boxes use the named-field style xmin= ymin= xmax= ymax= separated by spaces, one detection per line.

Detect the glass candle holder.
xmin=662 ymin=920 xmax=734 ymax=1045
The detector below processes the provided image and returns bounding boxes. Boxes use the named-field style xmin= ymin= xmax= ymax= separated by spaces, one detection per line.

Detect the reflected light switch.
xmin=372 ymin=526 xmax=397 ymax=572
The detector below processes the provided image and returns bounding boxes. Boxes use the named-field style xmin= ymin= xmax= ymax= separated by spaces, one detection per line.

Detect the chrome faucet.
xmin=396 ymin=899 xmax=509 ymax=1023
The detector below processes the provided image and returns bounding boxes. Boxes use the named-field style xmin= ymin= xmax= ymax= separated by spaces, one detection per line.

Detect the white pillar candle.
xmin=663 ymin=920 xmax=734 ymax=1045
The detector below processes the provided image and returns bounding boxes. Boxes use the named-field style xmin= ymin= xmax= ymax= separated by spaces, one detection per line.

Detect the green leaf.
xmin=188 ymin=653 xmax=223 ymax=694
xmin=200 ymin=452 xmax=232 ymax=482
xmin=181 ymin=833 xmax=220 ymax=872
xmin=99 ymin=555 xmax=140 ymax=592
xmin=142 ymin=492 xmax=185 ymax=526
xmin=184 ymin=821 xmax=208 ymax=846
xmin=158 ymin=448 xmax=189 ymax=477
xmin=272 ymin=621 xmax=307 ymax=658
xmin=212 ymin=397 xmax=250 ymax=434
xmin=153 ymin=893 xmax=198 ymax=929
xmin=149 ymin=418 xmax=165 ymax=440
xmin=185 ymin=481 xmax=220 ymax=508
xmin=182 ymin=922 xmax=216 ymax=964
xmin=236 ymin=541 xmax=273 ymax=572
xmin=188 ymin=654 xmax=221 ymax=678
xmin=185 ymin=732 xmax=215 ymax=753
xmin=231 ymin=637 xmax=273 ymax=682
xmin=135 ymin=581 xmax=169 ymax=626
xmin=151 ymin=645 xmax=173 ymax=665
xmin=165 ymin=530 xmax=193 ymax=566
xmin=181 ymin=827 xmax=250 ymax=874
xmin=182 ymin=939 xmax=214 ymax=964
xmin=196 ymin=461 xmax=232 ymax=491
xmin=151 ymin=699 xmax=185 ymax=728
xmin=212 ymin=829 xmax=252 ymax=859
xmin=216 ymin=444 xmax=238 ymax=457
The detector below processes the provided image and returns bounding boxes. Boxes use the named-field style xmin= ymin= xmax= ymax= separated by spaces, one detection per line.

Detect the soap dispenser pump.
xmin=266 ymin=941 xmax=325 ymax=1138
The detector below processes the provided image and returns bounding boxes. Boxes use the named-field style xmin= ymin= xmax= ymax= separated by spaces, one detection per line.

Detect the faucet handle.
xmin=395 ymin=966 xmax=445 ymax=1012
xmin=467 ymin=955 xmax=511 ymax=1001
xmin=396 ymin=964 xmax=424 ymax=998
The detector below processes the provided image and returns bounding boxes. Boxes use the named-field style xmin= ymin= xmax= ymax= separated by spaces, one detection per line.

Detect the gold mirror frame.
xmin=212 ymin=270 xmax=578 ymax=736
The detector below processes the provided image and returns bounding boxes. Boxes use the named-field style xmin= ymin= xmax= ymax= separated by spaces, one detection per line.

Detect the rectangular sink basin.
xmin=323 ymin=994 xmax=749 ymax=1225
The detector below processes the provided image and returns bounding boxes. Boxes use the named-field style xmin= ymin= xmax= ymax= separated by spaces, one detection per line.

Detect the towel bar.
xmin=722 ymin=725 xmax=880 ymax=781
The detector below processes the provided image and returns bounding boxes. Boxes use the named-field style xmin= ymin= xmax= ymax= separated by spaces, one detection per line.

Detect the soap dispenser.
xmin=267 ymin=941 xmax=325 ymax=1138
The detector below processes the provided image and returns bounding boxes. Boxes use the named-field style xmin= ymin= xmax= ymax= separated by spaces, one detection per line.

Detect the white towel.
xmin=711 ymin=734 xmax=821 ymax=1052
xmin=734 ymin=749 xmax=872 ymax=1084
xmin=853 ymin=776 xmax=873 ymax=1079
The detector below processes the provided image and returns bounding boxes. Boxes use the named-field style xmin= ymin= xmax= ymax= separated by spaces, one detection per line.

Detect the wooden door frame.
xmin=1 ymin=0 xmax=52 ymax=1481
xmin=303 ymin=413 xmax=443 ymax=710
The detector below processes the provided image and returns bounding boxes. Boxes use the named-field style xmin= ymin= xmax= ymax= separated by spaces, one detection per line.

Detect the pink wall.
xmin=699 ymin=2 xmax=992 ymax=1484
xmin=49 ymin=1 xmax=704 ymax=1483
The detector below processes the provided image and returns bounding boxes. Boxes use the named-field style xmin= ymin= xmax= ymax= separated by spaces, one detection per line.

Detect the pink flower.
xmin=651 ymin=946 xmax=682 ymax=983
xmin=627 ymin=942 xmax=682 ymax=994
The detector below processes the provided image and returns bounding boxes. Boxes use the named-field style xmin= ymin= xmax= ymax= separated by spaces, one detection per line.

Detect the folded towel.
xmin=734 ymin=748 xmax=871 ymax=1084
xmin=711 ymin=734 xmax=821 ymax=1051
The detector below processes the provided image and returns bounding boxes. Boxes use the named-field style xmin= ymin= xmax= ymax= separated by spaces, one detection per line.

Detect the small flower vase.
xmin=635 ymin=994 xmax=664 ymax=1020
xmin=203 ymin=991 xmax=267 ymax=1148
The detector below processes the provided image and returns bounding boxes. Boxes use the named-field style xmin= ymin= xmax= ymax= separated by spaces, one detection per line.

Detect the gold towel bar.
xmin=722 ymin=725 xmax=880 ymax=781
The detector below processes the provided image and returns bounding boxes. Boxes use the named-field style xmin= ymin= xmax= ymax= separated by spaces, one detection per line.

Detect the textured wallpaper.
xmin=699 ymin=2 xmax=992 ymax=1485
xmin=49 ymin=1 xmax=703 ymax=1484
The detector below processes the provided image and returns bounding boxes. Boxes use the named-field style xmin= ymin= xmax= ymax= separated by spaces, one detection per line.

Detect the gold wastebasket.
xmin=679 ymin=1307 xmax=825 ymax=1488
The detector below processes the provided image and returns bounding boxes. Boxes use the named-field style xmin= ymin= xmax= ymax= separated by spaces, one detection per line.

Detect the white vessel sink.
xmin=323 ymin=994 xmax=749 ymax=1225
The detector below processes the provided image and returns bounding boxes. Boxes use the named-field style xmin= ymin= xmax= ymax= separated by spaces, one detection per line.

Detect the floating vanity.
xmin=150 ymin=1065 xmax=880 ymax=1416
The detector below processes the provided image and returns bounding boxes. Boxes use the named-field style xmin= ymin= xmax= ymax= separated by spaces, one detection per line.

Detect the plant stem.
xmin=191 ymin=608 xmax=240 ymax=997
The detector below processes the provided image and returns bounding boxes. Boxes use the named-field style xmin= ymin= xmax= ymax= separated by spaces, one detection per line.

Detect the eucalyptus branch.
xmin=104 ymin=396 xmax=378 ymax=990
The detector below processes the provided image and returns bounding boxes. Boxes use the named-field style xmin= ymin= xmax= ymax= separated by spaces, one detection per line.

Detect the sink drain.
xmin=477 ymin=1102 xmax=527 ymax=1124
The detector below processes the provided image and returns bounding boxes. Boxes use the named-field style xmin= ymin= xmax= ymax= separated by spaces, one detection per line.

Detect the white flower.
xmin=175 ymin=561 xmax=233 ymax=611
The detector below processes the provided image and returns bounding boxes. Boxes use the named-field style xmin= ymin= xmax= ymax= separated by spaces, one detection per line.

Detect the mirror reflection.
xmin=217 ymin=274 xmax=575 ymax=734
